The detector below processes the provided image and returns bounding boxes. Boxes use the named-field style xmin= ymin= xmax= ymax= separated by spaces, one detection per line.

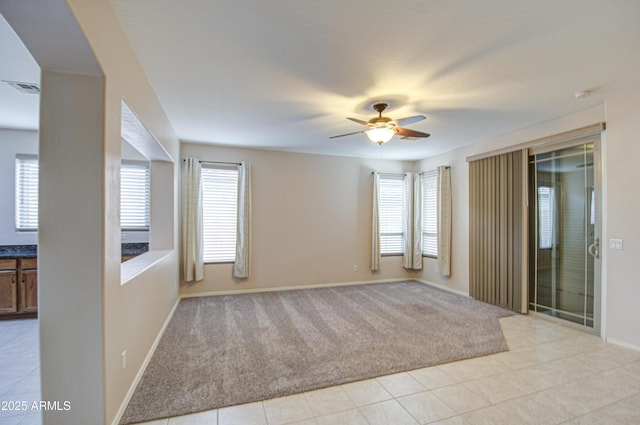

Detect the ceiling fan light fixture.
xmin=366 ymin=125 xmax=396 ymax=145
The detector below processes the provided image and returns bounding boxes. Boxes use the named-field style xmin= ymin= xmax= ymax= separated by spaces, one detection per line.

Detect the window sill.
xmin=121 ymin=250 xmax=172 ymax=285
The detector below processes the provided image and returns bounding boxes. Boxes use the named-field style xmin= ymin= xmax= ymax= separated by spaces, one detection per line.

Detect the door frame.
xmin=527 ymin=135 xmax=602 ymax=335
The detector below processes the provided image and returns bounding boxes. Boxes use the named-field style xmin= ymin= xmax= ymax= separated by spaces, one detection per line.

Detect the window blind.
xmin=537 ymin=186 xmax=554 ymax=249
xmin=120 ymin=161 xmax=150 ymax=230
xmin=378 ymin=174 xmax=405 ymax=255
xmin=422 ymin=170 xmax=438 ymax=256
xmin=15 ymin=155 xmax=39 ymax=231
xmin=202 ymin=166 xmax=238 ymax=262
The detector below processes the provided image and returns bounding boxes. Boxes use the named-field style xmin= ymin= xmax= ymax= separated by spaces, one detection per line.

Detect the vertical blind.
xmin=15 ymin=155 xmax=39 ymax=231
xmin=469 ymin=151 xmax=525 ymax=313
xmin=120 ymin=161 xmax=150 ymax=230
xmin=378 ymin=174 xmax=405 ymax=254
xmin=422 ymin=170 xmax=438 ymax=257
xmin=201 ymin=166 xmax=238 ymax=262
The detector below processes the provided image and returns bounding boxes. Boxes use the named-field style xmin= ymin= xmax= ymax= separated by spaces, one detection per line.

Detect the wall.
xmin=415 ymin=104 xmax=605 ymax=294
xmin=415 ymin=97 xmax=640 ymax=349
xmin=1 ymin=1 xmax=180 ymax=424
xmin=69 ymin=0 xmax=181 ymax=422
xmin=0 ymin=128 xmax=38 ymax=245
xmin=180 ymin=143 xmax=416 ymax=295
xmin=603 ymin=91 xmax=640 ymax=349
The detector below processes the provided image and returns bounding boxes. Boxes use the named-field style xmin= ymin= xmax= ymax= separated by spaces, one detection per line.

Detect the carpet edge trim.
xmin=111 ymin=297 xmax=180 ymax=425
xmin=180 ymin=278 xmax=406 ymax=298
xmin=414 ymin=278 xmax=470 ymax=297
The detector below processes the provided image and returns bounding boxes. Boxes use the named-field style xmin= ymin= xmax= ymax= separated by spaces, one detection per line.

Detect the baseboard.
xmin=180 ymin=278 xmax=408 ymax=298
xmin=606 ymin=337 xmax=640 ymax=353
xmin=414 ymin=279 xmax=469 ymax=297
xmin=111 ymin=297 xmax=180 ymax=425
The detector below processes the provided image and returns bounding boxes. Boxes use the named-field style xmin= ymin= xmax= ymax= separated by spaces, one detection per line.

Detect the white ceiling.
xmin=3 ymin=1 xmax=640 ymax=160
xmin=0 ymin=13 xmax=40 ymax=131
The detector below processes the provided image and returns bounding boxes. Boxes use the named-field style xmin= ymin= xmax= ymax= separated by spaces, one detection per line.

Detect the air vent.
xmin=2 ymin=80 xmax=40 ymax=95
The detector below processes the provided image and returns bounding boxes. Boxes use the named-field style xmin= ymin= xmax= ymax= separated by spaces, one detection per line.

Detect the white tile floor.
xmin=2 ymin=315 xmax=639 ymax=425
xmin=0 ymin=319 xmax=41 ymax=425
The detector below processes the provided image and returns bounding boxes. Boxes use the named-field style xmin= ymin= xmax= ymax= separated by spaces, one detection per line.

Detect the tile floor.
xmin=0 ymin=319 xmax=41 ymax=425
xmin=1 ymin=315 xmax=639 ymax=425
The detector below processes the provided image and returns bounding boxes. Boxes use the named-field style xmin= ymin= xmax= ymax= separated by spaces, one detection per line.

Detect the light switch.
xmin=609 ymin=239 xmax=623 ymax=250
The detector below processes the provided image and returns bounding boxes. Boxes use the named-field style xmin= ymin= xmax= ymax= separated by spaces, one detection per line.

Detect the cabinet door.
xmin=21 ymin=269 xmax=38 ymax=313
xmin=0 ymin=271 xmax=18 ymax=314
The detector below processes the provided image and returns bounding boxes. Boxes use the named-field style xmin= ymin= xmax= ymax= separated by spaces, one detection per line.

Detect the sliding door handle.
xmin=588 ymin=237 xmax=600 ymax=259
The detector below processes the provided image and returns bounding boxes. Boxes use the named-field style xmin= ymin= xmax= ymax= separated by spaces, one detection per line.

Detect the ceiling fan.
xmin=330 ymin=102 xmax=430 ymax=145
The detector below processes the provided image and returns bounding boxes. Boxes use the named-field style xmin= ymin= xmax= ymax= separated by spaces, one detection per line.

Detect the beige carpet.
xmin=120 ymin=281 xmax=513 ymax=424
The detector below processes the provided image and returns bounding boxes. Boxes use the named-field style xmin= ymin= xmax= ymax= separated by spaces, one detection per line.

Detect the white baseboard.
xmin=180 ymin=278 xmax=410 ymax=298
xmin=111 ymin=297 xmax=180 ymax=425
xmin=414 ymin=279 xmax=470 ymax=297
xmin=606 ymin=337 xmax=640 ymax=353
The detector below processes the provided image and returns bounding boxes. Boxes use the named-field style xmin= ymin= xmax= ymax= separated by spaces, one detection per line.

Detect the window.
xmin=15 ymin=155 xmax=39 ymax=231
xmin=15 ymin=156 xmax=151 ymax=232
xmin=537 ymin=186 xmax=554 ymax=249
xmin=202 ymin=165 xmax=238 ymax=262
xmin=120 ymin=161 xmax=150 ymax=230
xmin=378 ymin=174 xmax=406 ymax=255
xmin=422 ymin=170 xmax=438 ymax=257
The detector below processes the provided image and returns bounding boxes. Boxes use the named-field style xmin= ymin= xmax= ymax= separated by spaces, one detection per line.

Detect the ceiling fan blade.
xmin=394 ymin=115 xmax=426 ymax=126
xmin=329 ymin=130 xmax=365 ymax=139
xmin=396 ymin=127 xmax=431 ymax=138
xmin=346 ymin=117 xmax=369 ymax=126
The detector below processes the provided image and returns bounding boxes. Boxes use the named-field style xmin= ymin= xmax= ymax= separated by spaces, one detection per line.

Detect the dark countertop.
xmin=0 ymin=243 xmax=149 ymax=259
xmin=0 ymin=245 xmax=37 ymax=258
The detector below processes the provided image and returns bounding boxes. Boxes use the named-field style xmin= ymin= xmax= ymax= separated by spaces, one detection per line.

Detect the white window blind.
xmin=422 ymin=170 xmax=438 ymax=257
xmin=15 ymin=155 xmax=39 ymax=231
xmin=378 ymin=174 xmax=405 ymax=255
xmin=202 ymin=165 xmax=238 ymax=263
xmin=538 ymin=186 xmax=554 ymax=249
xmin=121 ymin=161 xmax=150 ymax=230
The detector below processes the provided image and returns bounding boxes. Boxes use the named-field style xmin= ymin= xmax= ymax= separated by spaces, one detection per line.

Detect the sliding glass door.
xmin=528 ymin=138 xmax=601 ymax=333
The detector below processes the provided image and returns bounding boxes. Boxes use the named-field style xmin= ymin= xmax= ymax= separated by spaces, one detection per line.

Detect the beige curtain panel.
xmin=411 ymin=173 xmax=423 ymax=270
xmin=469 ymin=151 xmax=525 ymax=313
xmin=403 ymin=172 xmax=422 ymax=270
xmin=233 ymin=161 xmax=251 ymax=279
xmin=437 ymin=166 xmax=452 ymax=276
xmin=182 ymin=157 xmax=204 ymax=282
xmin=371 ymin=172 xmax=380 ymax=272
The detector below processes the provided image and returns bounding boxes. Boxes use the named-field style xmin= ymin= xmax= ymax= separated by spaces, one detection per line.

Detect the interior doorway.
xmin=528 ymin=136 xmax=602 ymax=334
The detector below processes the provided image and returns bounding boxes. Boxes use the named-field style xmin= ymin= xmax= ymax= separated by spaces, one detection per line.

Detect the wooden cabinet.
xmin=0 ymin=259 xmax=18 ymax=314
xmin=21 ymin=258 xmax=38 ymax=313
xmin=0 ymin=257 xmax=37 ymax=319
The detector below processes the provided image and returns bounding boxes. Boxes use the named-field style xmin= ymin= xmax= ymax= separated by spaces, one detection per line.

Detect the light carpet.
xmin=120 ymin=281 xmax=513 ymax=424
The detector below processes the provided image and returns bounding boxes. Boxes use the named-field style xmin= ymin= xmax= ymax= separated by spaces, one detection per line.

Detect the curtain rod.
xmin=370 ymin=166 xmax=450 ymax=175
xmin=182 ymin=158 xmax=241 ymax=166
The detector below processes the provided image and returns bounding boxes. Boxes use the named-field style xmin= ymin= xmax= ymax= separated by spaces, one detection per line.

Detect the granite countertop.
xmin=0 ymin=245 xmax=37 ymax=258
xmin=0 ymin=243 xmax=149 ymax=259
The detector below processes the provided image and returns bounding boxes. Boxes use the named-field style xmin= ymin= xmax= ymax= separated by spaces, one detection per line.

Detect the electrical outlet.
xmin=609 ymin=239 xmax=623 ymax=250
xmin=121 ymin=350 xmax=127 ymax=369
xmin=353 ymin=264 xmax=358 ymax=272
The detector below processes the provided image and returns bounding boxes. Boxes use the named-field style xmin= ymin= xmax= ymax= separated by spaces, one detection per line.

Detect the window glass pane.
xmin=121 ymin=162 xmax=150 ymax=230
xmin=422 ymin=170 xmax=438 ymax=256
xmin=538 ymin=186 xmax=554 ymax=249
xmin=379 ymin=175 xmax=405 ymax=254
xmin=15 ymin=155 xmax=39 ymax=231
xmin=202 ymin=166 xmax=238 ymax=262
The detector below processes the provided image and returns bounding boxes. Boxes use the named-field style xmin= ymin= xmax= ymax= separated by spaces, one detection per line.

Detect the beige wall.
xmin=414 ymin=104 xmax=605 ymax=293
xmin=180 ymin=143 xmax=416 ymax=295
xmin=68 ymin=2 xmax=181 ymax=423
xmin=2 ymin=1 xmax=181 ymax=424
xmin=415 ymin=97 xmax=640 ymax=349
xmin=603 ymin=91 xmax=640 ymax=349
